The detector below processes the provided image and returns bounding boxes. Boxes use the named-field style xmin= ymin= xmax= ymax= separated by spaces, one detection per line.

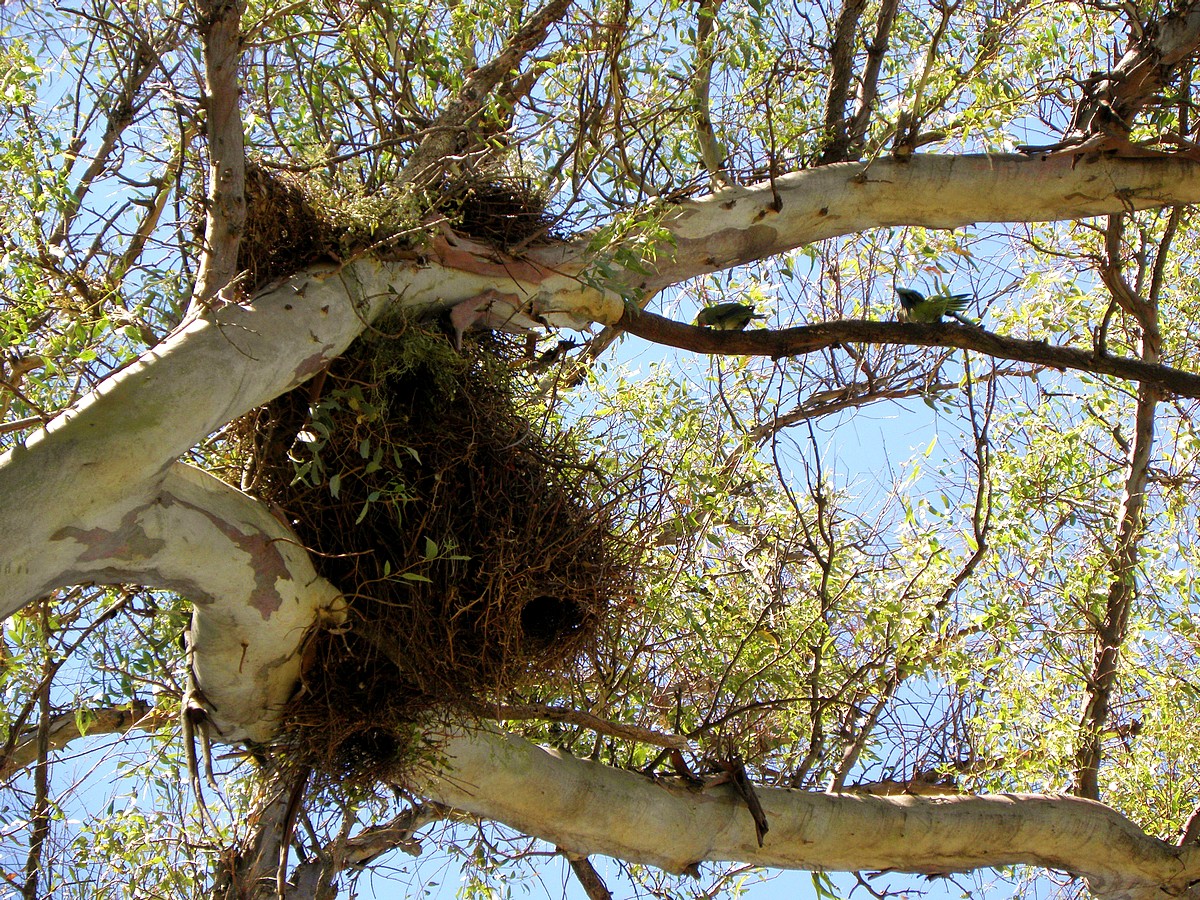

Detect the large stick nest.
xmin=232 ymin=326 xmax=636 ymax=783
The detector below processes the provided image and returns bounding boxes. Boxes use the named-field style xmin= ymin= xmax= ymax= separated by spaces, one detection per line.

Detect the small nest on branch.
xmin=230 ymin=163 xmax=559 ymax=292
xmin=437 ymin=172 xmax=558 ymax=247
xmin=232 ymin=326 xmax=636 ymax=784
xmin=238 ymin=163 xmax=339 ymax=289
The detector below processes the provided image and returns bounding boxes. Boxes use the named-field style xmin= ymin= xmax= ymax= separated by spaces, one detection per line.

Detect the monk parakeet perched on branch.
xmin=895 ymin=287 xmax=974 ymax=324
xmin=695 ymin=302 xmax=767 ymax=331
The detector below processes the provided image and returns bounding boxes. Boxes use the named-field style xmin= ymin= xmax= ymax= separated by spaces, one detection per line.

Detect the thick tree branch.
xmin=190 ymin=0 xmax=248 ymax=315
xmin=0 ymin=261 xmax=398 ymax=596
xmin=541 ymin=150 xmax=1200 ymax=382
xmin=629 ymin=154 xmax=1200 ymax=296
xmin=413 ymin=727 xmax=1200 ymax=900
xmin=615 ymin=309 xmax=1200 ymax=398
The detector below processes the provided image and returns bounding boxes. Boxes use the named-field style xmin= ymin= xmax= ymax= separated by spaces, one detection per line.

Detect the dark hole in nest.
xmin=339 ymin=727 xmax=403 ymax=774
xmin=520 ymin=596 xmax=585 ymax=650
xmin=232 ymin=326 xmax=636 ymax=782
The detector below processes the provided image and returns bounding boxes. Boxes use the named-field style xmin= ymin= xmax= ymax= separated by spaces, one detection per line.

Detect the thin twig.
xmin=481 ymin=702 xmax=688 ymax=750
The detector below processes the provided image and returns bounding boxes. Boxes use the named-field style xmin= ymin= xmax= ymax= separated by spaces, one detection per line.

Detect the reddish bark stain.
xmin=431 ymin=234 xmax=549 ymax=284
xmin=51 ymin=507 xmax=165 ymax=563
xmin=158 ymin=493 xmax=294 ymax=620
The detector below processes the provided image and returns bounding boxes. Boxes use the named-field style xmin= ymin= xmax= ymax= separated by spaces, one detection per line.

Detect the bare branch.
xmin=400 ymin=0 xmax=574 ymax=185
xmin=819 ymin=0 xmax=867 ymax=164
xmin=1182 ymin=803 xmax=1200 ymax=846
xmin=1072 ymin=215 xmax=1165 ymax=799
xmin=288 ymin=804 xmax=449 ymax=897
xmin=615 ymin=309 xmax=1200 ymax=399
xmin=847 ymin=0 xmax=901 ymax=155
xmin=568 ymin=855 xmax=614 ymax=900
xmin=48 ymin=32 xmax=162 ymax=250
xmin=0 ymin=700 xmax=168 ymax=781
xmin=483 ymin=702 xmax=689 ymax=750
xmin=20 ymin=603 xmax=52 ymax=900
xmin=692 ymin=0 xmax=730 ymax=186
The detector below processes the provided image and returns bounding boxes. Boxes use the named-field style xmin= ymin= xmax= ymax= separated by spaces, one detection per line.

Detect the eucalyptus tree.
xmin=2 ymin=0 xmax=1200 ymax=898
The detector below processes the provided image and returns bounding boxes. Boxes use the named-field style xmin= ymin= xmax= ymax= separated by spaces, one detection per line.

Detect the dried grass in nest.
xmin=439 ymin=172 xmax=558 ymax=247
xmin=238 ymin=163 xmax=341 ymax=290
xmin=233 ymin=163 xmax=558 ymax=296
xmin=234 ymin=325 xmax=635 ymax=783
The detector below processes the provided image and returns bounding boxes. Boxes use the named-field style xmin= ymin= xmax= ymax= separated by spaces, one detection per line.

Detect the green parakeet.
xmin=694 ymin=302 xmax=767 ymax=331
xmin=895 ymin=287 xmax=974 ymax=324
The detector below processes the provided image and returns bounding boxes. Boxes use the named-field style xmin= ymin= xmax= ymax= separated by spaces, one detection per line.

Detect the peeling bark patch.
xmin=431 ymin=234 xmax=548 ymax=283
xmin=290 ymin=348 xmax=333 ymax=388
xmin=52 ymin=506 xmax=165 ymax=564
xmin=160 ymin=493 xmax=293 ymax=619
xmin=235 ymin=530 xmax=293 ymax=618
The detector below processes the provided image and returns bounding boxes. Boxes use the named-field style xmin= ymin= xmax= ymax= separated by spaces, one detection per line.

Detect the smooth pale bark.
xmin=633 ymin=154 xmax=1200 ymax=294
xmin=415 ymin=728 xmax=1200 ymax=900
xmin=190 ymin=0 xmax=247 ymax=313
xmin=0 ymin=700 xmax=167 ymax=779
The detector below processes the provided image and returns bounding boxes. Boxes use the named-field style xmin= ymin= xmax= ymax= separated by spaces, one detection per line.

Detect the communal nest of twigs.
xmin=231 ymin=325 xmax=635 ymax=784
xmin=233 ymin=163 xmax=558 ymax=292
